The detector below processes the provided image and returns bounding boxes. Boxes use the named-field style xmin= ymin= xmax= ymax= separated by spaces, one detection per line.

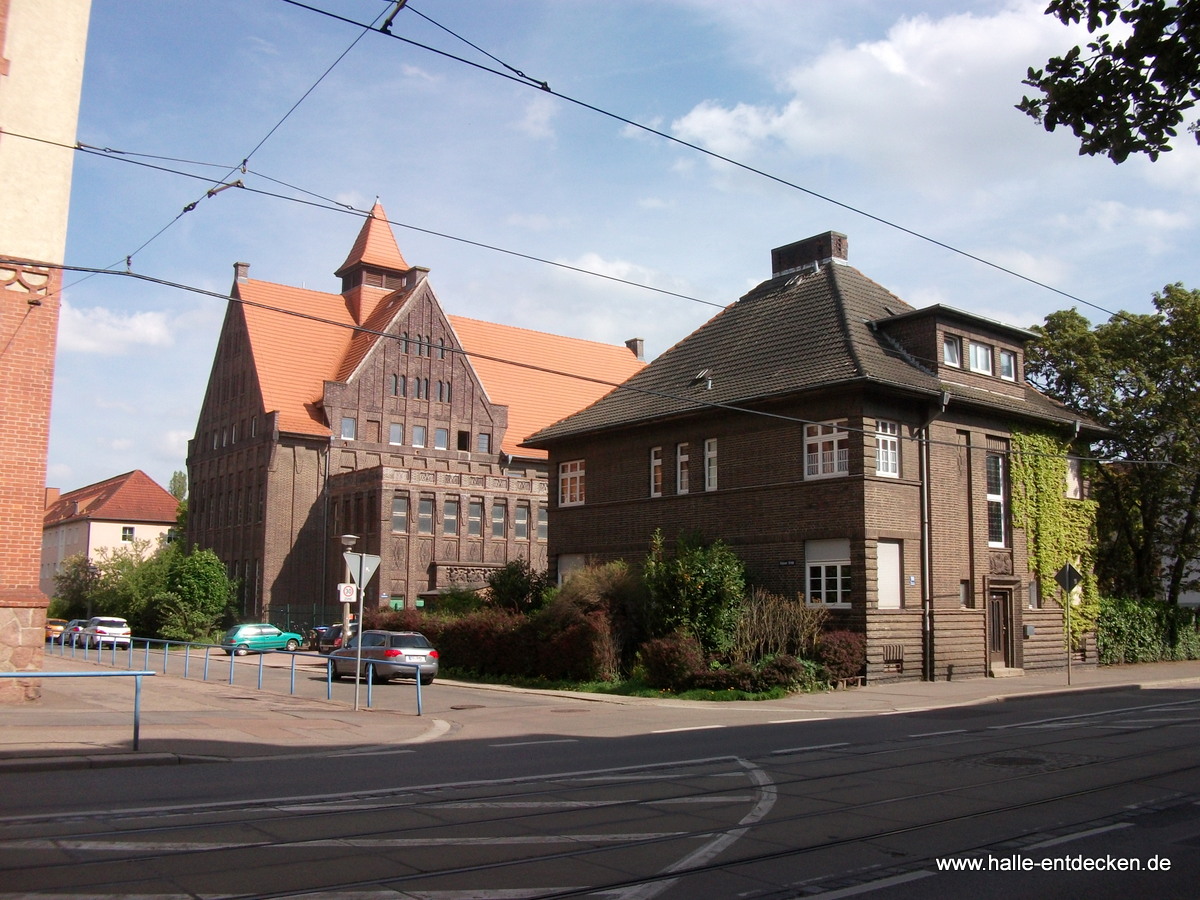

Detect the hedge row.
xmin=1096 ymin=597 xmax=1200 ymax=665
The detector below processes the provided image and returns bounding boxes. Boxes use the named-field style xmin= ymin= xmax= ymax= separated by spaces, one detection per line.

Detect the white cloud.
xmin=670 ymin=1 xmax=1089 ymax=187
xmin=516 ymin=94 xmax=558 ymax=140
xmin=58 ymin=302 xmax=173 ymax=355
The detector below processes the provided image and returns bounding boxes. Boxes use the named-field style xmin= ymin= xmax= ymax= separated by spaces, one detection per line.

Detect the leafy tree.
xmin=50 ymin=554 xmax=101 ymax=619
xmin=157 ymin=547 xmax=234 ymax=641
xmin=169 ymin=470 xmax=188 ymax=536
xmin=487 ymin=558 xmax=550 ymax=613
xmin=1026 ymin=285 xmax=1200 ymax=602
xmin=1018 ymin=0 xmax=1200 ymax=163
xmin=643 ymin=530 xmax=746 ymax=655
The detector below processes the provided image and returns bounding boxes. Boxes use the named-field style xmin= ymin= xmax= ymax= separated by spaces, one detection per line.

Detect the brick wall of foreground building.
xmin=0 ymin=261 xmax=59 ymax=697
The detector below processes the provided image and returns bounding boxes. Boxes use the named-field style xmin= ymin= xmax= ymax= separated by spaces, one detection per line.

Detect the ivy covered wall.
xmin=1010 ymin=430 xmax=1099 ymax=648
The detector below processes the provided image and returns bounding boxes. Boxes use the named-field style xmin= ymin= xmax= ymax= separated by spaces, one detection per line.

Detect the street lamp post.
xmin=339 ymin=534 xmax=357 ymax=648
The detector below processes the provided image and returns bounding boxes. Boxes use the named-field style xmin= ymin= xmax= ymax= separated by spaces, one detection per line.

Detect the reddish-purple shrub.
xmin=817 ymin=630 xmax=866 ymax=681
xmin=638 ymin=630 xmax=706 ymax=691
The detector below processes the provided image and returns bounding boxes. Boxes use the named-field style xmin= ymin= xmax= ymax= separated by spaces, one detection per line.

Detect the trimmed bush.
xmin=817 ymin=630 xmax=866 ymax=681
xmin=638 ymin=630 xmax=707 ymax=692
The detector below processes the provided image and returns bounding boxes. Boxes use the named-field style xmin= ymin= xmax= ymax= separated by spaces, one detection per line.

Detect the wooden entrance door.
xmin=988 ymin=589 xmax=1011 ymax=668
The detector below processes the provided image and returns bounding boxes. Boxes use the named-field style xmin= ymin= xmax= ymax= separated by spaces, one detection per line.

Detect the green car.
xmin=221 ymin=623 xmax=304 ymax=656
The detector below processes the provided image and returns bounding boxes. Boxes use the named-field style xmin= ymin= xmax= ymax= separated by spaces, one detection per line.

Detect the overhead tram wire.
xmin=68 ymin=2 xmax=391 ymax=296
xmin=4 ymin=255 xmax=1160 ymax=470
xmin=4 ymin=128 xmax=726 ymax=312
xmin=277 ymin=0 xmax=1124 ymax=325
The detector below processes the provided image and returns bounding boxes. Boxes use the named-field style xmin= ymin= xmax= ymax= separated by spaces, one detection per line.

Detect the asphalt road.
xmin=3 ymin=683 xmax=1200 ymax=898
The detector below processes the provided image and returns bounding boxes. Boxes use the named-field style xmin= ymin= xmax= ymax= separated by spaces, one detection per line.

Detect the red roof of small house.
xmin=44 ymin=470 xmax=178 ymax=528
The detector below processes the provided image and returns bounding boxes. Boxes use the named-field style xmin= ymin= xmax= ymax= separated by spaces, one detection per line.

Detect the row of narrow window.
xmin=401 ymin=333 xmax=446 ymax=358
xmin=387 ymin=375 xmax=450 ymax=401
xmin=390 ymin=495 xmax=547 ymax=541
xmin=340 ymin=417 xmax=491 ymax=453
xmin=192 ymin=481 xmax=265 ymax=531
xmin=209 ymin=416 xmax=259 ymax=451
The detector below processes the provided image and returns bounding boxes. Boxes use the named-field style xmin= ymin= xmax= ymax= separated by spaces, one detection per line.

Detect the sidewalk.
xmin=3 ymin=656 xmax=1199 ymax=773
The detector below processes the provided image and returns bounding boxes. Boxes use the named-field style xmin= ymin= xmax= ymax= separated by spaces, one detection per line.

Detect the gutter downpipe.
xmin=919 ymin=390 xmax=950 ymax=682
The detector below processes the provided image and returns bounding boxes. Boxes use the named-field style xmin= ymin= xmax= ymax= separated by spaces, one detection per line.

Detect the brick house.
xmin=525 ymin=232 xmax=1102 ymax=682
xmin=0 ymin=0 xmax=91 ymax=697
xmin=40 ymin=470 xmax=179 ymax=598
xmin=186 ymin=203 xmax=645 ymax=623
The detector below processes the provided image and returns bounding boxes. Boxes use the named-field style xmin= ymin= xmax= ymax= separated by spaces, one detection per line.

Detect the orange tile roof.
xmin=44 ymin=470 xmax=178 ymax=527
xmin=448 ymin=316 xmax=645 ymax=459
xmin=236 ymin=202 xmax=646 ymax=453
xmin=335 ymin=201 xmax=409 ymax=277
xmin=237 ymin=279 xmax=355 ymax=437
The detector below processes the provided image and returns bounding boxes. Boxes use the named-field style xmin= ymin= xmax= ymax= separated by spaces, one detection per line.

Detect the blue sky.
xmin=50 ymin=0 xmax=1200 ymax=493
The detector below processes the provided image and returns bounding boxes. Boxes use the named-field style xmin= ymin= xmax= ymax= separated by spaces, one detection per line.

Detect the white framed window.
xmin=986 ymin=451 xmax=1007 ymax=547
xmin=412 ymin=425 xmax=427 ymax=448
xmin=875 ymin=420 xmax=899 ymax=477
xmin=999 ymin=349 xmax=1017 ymax=381
xmin=477 ymin=433 xmax=492 ymax=454
xmin=467 ymin=499 xmax=483 ymax=537
xmin=389 ymin=423 xmax=403 ymax=445
xmin=943 ymin=336 xmax=961 ymax=367
xmin=806 ymin=539 xmax=851 ymax=607
xmin=559 ymin=460 xmax=585 ymax=507
xmin=805 ymin=421 xmax=849 ymax=478
xmin=676 ymin=442 xmax=690 ymax=494
xmin=515 ymin=502 xmax=530 ymax=540
xmin=391 ymin=495 xmax=409 ymax=533
xmin=969 ymin=341 xmax=993 ymax=375
xmin=650 ymin=447 xmax=663 ymax=497
xmin=704 ymin=438 xmax=718 ymax=491
xmin=491 ymin=500 xmax=506 ymax=537
xmin=340 ymin=417 xmax=357 ymax=440
xmin=434 ymin=427 xmax=449 ymax=450
xmin=537 ymin=506 xmax=547 ymax=541
xmin=443 ymin=498 xmax=459 ymax=535
xmin=121 ymin=526 xmax=135 ymax=542
xmin=417 ymin=496 xmax=434 ymax=534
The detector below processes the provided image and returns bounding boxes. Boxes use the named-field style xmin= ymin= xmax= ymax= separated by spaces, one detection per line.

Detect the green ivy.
xmin=1010 ymin=430 xmax=1099 ymax=648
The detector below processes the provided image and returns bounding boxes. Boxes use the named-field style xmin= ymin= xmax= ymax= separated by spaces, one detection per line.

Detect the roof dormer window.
xmin=943 ymin=336 xmax=961 ymax=368
xmin=968 ymin=341 xmax=993 ymax=375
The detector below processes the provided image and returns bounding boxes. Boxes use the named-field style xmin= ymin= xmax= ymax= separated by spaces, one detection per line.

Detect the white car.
xmin=81 ymin=616 xmax=132 ymax=649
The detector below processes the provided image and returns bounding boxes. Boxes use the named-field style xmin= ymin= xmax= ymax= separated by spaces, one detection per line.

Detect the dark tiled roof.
xmin=525 ymin=261 xmax=1092 ymax=445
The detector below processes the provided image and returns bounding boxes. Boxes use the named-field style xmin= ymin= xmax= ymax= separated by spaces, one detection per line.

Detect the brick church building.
xmin=186 ymin=203 xmax=645 ymax=623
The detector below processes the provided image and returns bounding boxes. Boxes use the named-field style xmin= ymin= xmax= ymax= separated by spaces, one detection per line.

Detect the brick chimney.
xmin=771 ymin=231 xmax=848 ymax=277
xmin=625 ymin=337 xmax=645 ymax=360
xmin=234 ymin=261 xmax=250 ymax=282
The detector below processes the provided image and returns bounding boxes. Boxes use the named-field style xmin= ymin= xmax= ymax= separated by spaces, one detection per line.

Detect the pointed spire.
xmin=335 ymin=201 xmax=409 ymax=278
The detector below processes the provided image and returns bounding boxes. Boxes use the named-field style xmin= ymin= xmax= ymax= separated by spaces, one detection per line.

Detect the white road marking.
xmin=771 ymin=742 xmax=849 ymax=755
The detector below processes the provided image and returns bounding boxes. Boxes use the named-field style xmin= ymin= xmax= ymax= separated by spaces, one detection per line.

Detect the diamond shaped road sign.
xmin=1055 ymin=563 xmax=1082 ymax=594
xmin=343 ymin=552 xmax=381 ymax=587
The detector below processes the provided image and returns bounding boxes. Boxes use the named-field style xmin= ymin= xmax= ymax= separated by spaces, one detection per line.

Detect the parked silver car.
xmin=329 ymin=630 xmax=438 ymax=685
xmin=81 ymin=616 xmax=132 ymax=649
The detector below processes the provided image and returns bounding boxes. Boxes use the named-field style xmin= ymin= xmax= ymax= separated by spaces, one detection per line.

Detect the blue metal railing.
xmin=46 ymin=635 xmax=423 ymax=714
xmin=0 ymin=670 xmax=155 ymax=750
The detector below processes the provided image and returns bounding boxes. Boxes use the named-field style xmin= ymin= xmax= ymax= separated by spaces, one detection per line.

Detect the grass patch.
xmin=440 ymin=668 xmax=807 ymax=700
